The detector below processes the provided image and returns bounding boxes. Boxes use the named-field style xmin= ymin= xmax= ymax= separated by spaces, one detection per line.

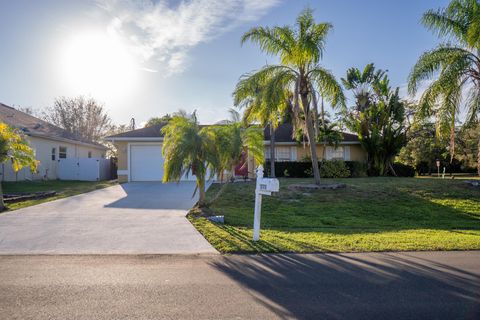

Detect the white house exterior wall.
xmin=0 ymin=135 xmax=105 ymax=181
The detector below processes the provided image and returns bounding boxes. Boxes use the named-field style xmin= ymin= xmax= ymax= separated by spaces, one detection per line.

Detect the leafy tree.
xmin=239 ymin=8 xmax=345 ymax=185
xmin=0 ymin=123 xmax=38 ymax=210
xmin=456 ymin=122 xmax=480 ymax=172
xmin=144 ymin=115 xmax=172 ymax=127
xmin=43 ymin=96 xmax=112 ymax=143
xmin=397 ymin=121 xmax=448 ymax=174
xmin=161 ymin=111 xmax=217 ymax=207
xmin=342 ymin=64 xmax=407 ymax=176
xmin=408 ymin=0 xmax=480 ymax=175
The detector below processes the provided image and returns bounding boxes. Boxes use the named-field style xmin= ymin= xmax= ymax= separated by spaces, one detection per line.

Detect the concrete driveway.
xmin=0 ymin=182 xmax=217 ymax=254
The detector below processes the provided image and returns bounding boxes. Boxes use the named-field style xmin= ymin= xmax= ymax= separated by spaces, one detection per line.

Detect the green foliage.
xmin=397 ymin=120 xmax=448 ymax=174
xmin=342 ymin=64 xmax=407 ymax=176
xmin=320 ymin=160 xmax=350 ymax=178
xmin=237 ymin=8 xmax=345 ymax=184
xmin=408 ymin=0 xmax=480 ymax=168
xmin=144 ymin=115 xmax=172 ymax=127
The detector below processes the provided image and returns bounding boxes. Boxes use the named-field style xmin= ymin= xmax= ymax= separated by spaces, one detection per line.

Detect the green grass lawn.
xmin=190 ymin=177 xmax=480 ymax=253
xmin=2 ymin=180 xmax=118 ymax=211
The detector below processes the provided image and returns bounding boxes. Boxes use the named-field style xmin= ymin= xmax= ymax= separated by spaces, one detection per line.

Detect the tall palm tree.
xmin=408 ymin=0 xmax=480 ymax=175
xmin=0 ymin=123 xmax=38 ymax=210
xmin=233 ymin=74 xmax=291 ymax=178
xmin=239 ymin=8 xmax=345 ymax=185
xmin=161 ymin=111 xmax=218 ymax=207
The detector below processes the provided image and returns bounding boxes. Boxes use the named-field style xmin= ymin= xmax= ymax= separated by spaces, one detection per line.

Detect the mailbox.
xmin=258 ymin=178 xmax=280 ymax=193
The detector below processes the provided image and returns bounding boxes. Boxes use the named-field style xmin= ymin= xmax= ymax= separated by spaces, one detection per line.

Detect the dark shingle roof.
xmin=264 ymin=123 xmax=359 ymax=143
xmin=106 ymin=123 xmax=166 ymax=138
xmin=107 ymin=122 xmax=359 ymax=143
xmin=0 ymin=103 xmax=106 ymax=148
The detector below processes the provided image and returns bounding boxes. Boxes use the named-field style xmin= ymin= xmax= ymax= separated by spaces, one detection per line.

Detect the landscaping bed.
xmin=190 ymin=177 xmax=480 ymax=253
xmin=4 ymin=191 xmax=56 ymax=203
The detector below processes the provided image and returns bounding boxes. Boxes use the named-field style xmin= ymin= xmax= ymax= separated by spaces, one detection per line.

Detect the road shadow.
xmin=210 ymin=252 xmax=480 ymax=319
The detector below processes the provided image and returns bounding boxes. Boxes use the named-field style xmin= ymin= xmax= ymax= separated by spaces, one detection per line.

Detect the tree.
xmin=144 ymin=115 xmax=172 ymax=127
xmin=408 ymin=0 xmax=480 ymax=175
xmin=397 ymin=120 xmax=448 ymax=174
xmin=0 ymin=123 xmax=38 ymax=210
xmin=239 ymin=8 xmax=345 ymax=185
xmin=233 ymin=74 xmax=291 ymax=178
xmin=342 ymin=64 xmax=407 ymax=175
xmin=456 ymin=122 xmax=480 ymax=172
xmin=43 ymin=96 xmax=112 ymax=143
xmin=161 ymin=111 xmax=218 ymax=207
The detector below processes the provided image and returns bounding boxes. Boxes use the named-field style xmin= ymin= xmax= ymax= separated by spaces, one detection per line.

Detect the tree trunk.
xmin=197 ymin=176 xmax=206 ymax=207
xmin=301 ymin=94 xmax=321 ymax=185
xmin=477 ymin=136 xmax=480 ymax=177
xmin=269 ymin=122 xmax=276 ymax=178
xmin=0 ymin=182 xmax=4 ymax=212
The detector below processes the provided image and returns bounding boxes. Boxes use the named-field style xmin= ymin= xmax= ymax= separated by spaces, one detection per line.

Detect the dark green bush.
xmin=264 ymin=160 xmax=364 ymax=178
xmin=390 ymin=163 xmax=415 ymax=177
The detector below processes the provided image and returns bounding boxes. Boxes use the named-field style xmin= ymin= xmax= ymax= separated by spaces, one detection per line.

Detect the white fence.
xmin=58 ymin=158 xmax=111 ymax=181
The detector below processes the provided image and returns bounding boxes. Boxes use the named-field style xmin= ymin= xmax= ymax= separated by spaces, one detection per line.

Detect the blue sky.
xmin=0 ymin=0 xmax=449 ymax=126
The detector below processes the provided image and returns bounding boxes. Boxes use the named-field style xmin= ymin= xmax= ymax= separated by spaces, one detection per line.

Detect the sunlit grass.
xmin=190 ymin=177 xmax=480 ymax=253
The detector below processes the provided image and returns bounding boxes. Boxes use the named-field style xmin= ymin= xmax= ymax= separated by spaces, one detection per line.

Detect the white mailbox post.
xmin=253 ymin=165 xmax=279 ymax=241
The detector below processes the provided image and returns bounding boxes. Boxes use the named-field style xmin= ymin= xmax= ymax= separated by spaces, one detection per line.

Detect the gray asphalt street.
xmin=0 ymin=251 xmax=479 ymax=319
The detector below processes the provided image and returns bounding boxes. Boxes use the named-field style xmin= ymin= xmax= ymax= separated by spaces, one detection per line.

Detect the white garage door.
xmin=130 ymin=144 xmax=164 ymax=181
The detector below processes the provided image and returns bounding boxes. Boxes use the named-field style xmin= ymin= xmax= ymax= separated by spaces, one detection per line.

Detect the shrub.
xmin=264 ymin=160 xmax=362 ymax=178
xmin=390 ymin=163 xmax=415 ymax=177
xmin=320 ymin=160 xmax=350 ymax=178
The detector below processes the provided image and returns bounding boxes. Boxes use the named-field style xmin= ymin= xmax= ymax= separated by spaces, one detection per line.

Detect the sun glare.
xmin=59 ymin=31 xmax=137 ymax=98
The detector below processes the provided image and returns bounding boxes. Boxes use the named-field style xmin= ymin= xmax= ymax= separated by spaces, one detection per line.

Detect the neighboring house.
xmin=0 ymin=103 xmax=107 ymax=181
xmin=105 ymin=122 xmax=367 ymax=183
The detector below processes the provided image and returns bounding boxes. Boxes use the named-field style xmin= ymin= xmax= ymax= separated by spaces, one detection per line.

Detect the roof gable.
xmin=0 ymin=103 xmax=106 ymax=149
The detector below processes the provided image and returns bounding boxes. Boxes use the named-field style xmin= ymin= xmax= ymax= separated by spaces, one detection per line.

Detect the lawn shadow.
xmin=210 ymin=252 xmax=480 ymax=319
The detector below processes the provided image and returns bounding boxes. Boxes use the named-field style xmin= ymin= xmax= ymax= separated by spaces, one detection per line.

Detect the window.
xmin=326 ymin=146 xmax=344 ymax=160
xmin=276 ymin=147 xmax=291 ymax=161
xmin=51 ymin=147 xmax=56 ymax=161
xmin=88 ymin=151 xmax=92 ymax=158
xmin=59 ymin=146 xmax=67 ymax=159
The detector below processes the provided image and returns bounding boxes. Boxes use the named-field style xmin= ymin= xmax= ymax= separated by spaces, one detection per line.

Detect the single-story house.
xmin=105 ymin=123 xmax=367 ymax=183
xmin=0 ymin=103 xmax=107 ymax=181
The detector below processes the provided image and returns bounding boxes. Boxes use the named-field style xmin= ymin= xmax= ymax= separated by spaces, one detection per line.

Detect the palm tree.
xmin=0 ymin=123 xmax=38 ymax=210
xmin=408 ymin=0 xmax=480 ymax=175
xmin=161 ymin=111 xmax=218 ymax=207
xmin=233 ymin=74 xmax=291 ymax=178
xmin=239 ymin=8 xmax=345 ymax=185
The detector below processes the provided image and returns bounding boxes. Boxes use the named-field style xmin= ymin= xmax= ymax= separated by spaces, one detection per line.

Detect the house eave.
xmin=104 ymin=137 xmax=164 ymax=142
xmin=263 ymin=141 xmax=361 ymax=145
xmin=28 ymin=133 xmax=107 ymax=150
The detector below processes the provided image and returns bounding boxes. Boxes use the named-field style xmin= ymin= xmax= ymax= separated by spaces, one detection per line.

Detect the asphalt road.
xmin=0 ymin=251 xmax=479 ymax=319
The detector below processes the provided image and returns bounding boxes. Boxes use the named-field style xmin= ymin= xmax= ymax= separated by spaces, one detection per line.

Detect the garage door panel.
xmin=130 ymin=144 xmax=164 ymax=181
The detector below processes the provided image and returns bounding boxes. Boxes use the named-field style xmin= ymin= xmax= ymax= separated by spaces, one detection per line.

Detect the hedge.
xmin=264 ymin=161 xmax=415 ymax=178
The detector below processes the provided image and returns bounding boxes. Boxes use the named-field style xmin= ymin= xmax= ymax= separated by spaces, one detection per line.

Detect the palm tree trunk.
xmin=301 ymin=94 xmax=321 ymax=185
xmin=477 ymin=136 xmax=480 ymax=176
xmin=0 ymin=182 xmax=4 ymax=212
xmin=197 ymin=176 xmax=206 ymax=207
xmin=269 ymin=122 xmax=276 ymax=178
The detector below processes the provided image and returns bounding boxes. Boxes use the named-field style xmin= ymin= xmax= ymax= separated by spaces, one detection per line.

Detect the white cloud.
xmin=97 ymin=0 xmax=280 ymax=75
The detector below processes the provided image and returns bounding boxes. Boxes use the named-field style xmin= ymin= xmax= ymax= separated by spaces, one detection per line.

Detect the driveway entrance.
xmin=0 ymin=182 xmax=217 ymax=254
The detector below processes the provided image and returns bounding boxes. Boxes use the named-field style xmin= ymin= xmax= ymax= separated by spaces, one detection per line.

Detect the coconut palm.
xmin=161 ymin=111 xmax=218 ymax=207
xmin=0 ymin=123 xmax=38 ymax=210
xmin=408 ymin=0 xmax=480 ymax=175
xmin=239 ymin=8 xmax=345 ymax=185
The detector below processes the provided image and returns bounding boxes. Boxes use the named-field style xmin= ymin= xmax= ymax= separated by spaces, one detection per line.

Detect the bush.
xmin=264 ymin=160 xmax=364 ymax=178
xmin=390 ymin=163 xmax=415 ymax=177
xmin=320 ymin=160 xmax=350 ymax=178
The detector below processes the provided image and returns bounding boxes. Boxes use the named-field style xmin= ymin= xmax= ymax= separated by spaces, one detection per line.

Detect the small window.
xmin=88 ymin=151 xmax=92 ymax=158
xmin=327 ymin=146 xmax=344 ymax=160
xmin=276 ymin=147 xmax=291 ymax=161
xmin=59 ymin=146 xmax=67 ymax=159
xmin=51 ymin=148 xmax=56 ymax=161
